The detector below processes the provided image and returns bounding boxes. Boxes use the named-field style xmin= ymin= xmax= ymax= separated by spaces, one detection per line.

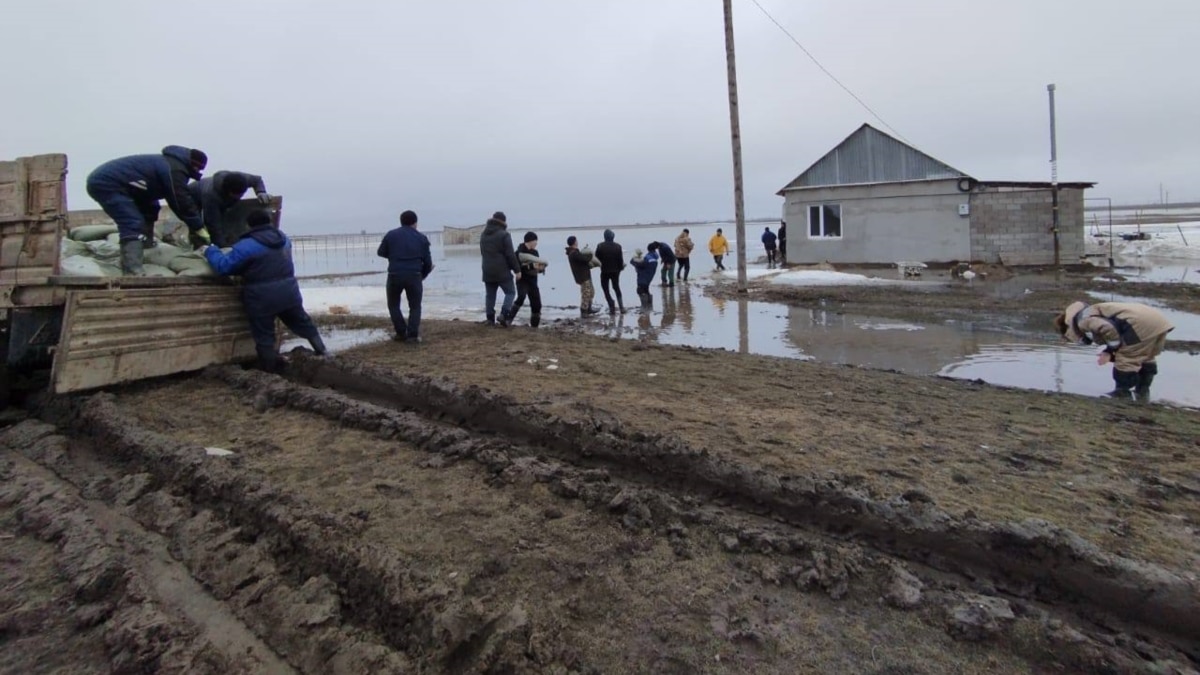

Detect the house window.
xmin=807 ymin=204 xmax=842 ymax=238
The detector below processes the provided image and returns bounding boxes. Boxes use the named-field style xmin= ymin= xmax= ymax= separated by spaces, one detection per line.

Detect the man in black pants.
xmin=594 ymin=229 xmax=626 ymax=314
xmin=377 ymin=210 xmax=434 ymax=343
xmin=778 ymin=221 xmax=787 ymax=264
xmin=509 ymin=231 xmax=546 ymax=327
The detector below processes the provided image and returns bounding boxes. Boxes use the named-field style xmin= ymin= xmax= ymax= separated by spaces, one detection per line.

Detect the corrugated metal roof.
xmin=778 ymin=124 xmax=967 ymax=193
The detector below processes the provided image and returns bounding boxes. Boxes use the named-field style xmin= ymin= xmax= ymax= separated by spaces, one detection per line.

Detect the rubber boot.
xmin=256 ymin=346 xmax=285 ymax=374
xmin=530 ymin=313 xmax=540 ymax=329
xmin=617 ymin=297 xmax=626 ymax=314
xmin=1109 ymin=367 xmax=1138 ymax=399
xmin=308 ymin=334 xmax=328 ymax=357
xmin=485 ymin=311 xmax=496 ymax=326
xmin=1135 ymin=362 xmax=1157 ymax=401
xmin=119 ymin=239 xmax=145 ymax=276
xmin=607 ymin=299 xmax=616 ymax=315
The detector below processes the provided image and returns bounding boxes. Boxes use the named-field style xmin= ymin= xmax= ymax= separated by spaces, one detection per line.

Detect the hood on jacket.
xmin=1060 ymin=301 xmax=1089 ymax=343
xmin=162 ymin=145 xmax=205 ymax=179
xmin=483 ymin=218 xmax=507 ymax=235
xmin=246 ymin=226 xmax=287 ymax=250
xmin=603 ymin=229 xmax=615 ymax=242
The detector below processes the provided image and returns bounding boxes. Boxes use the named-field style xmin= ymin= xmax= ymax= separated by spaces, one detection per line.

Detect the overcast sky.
xmin=3 ymin=0 xmax=1197 ymax=234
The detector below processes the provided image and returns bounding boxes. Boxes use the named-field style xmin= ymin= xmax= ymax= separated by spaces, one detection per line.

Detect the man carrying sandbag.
xmin=85 ymin=145 xmax=210 ymax=275
xmin=187 ymin=170 xmax=272 ymax=247
xmin=203 ymin=208 xmax=327 ymax=373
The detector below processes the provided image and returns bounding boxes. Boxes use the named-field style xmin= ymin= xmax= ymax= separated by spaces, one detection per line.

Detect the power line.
xmin=743 ymin=0 xmax=909 ymax=143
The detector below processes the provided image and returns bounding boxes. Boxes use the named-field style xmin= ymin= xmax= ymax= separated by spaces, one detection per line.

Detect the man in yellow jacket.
xmin=1055 ymin=300 xmax=1175 ymax=400
xmin=708 ymin=228 xmax=730 ymax=271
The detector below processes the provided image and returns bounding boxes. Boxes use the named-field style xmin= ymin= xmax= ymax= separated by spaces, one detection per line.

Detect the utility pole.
xmin=1047 ymin=83 xmax=1060 ymax=267
xmin=723 ymin=0 xmax=748 ymax=292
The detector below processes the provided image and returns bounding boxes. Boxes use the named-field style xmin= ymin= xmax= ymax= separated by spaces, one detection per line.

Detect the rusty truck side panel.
xmin=0 ymin=154 xmax=68 ymax=309
xmin=51 ymin=280 xmax=256 ymax=393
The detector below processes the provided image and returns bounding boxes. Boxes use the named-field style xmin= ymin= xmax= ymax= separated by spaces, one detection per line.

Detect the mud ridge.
xmin=51 ymin=395 xmax=544 ymax=673
xmin=272 ymin=354 xmax=1200 ymax=652
xmin=0 ymin=426 xmax=256 ymax=674
xmin=206 ymin=363 xmax=1196 ymax=670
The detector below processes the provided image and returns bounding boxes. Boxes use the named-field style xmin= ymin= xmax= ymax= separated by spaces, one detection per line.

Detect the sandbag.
xmin=177 ymin=267 xmax=217 ymax=277
xmin=60 ymin=255 xmax=121 ymax=277
xmin=84 ymin=240 xmax=121 ymax=260
xmin=69 ymin=224 xmax=119 ymax=242
xmin=61 ymin=238 xmax=89 ymax=258
xmin=106 ymin=232 xmax=121 ymax=244
xmin=141 ymin=264 xmax=176 ymax=277
xmin=167 ymin=252 xmax=215 ymax=275
xmin=143 ymin=242 xmax=185 ymax=268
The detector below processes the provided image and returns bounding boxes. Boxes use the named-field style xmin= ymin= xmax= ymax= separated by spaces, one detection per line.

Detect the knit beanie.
xmin=524 ymin=231 xmax=538 ymax=243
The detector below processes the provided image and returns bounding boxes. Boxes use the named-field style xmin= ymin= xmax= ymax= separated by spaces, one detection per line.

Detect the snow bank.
xmin=770 ymin=270 xmax=894 ymax=286
xmin=1087 ymin=222 xmax=1200 ymax=261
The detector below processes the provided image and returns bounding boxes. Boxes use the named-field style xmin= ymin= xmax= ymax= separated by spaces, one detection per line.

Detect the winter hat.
xmin=633 ymin=247 xmax=644 ymax=261
xmin=247 ymin=208 xmax=273 ymax=228
xmin=523 ymin=231 xmax=538 ymax=243
xmin=1059 ymin=301 xmax=1090 ymax=343
xmin=603 ymin=229 xmax=615 ymax=242
xmin=189 ymin=149 xmax=208 ymax=170
xmin=400 ymin=210 xmax=418 ymax=226
xmin=492 ymin=211 xmax=507 ymax=223
xmin=566 ymin=235 xmax=578 ymax=247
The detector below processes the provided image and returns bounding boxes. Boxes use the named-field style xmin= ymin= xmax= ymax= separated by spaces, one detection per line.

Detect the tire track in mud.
xmin=264 ymin=353 xmax=1200 ymax=658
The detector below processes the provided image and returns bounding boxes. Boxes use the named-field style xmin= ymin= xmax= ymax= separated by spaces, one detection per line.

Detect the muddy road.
xmin=2 ymin=309 xmax=1200 ymax=672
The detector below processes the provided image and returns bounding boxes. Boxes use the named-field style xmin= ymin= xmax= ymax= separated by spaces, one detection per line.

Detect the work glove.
xmin=256 ymin=192 xmax=272 ymax=205
xmin=189 ymin=228 xmax=211 ymax=249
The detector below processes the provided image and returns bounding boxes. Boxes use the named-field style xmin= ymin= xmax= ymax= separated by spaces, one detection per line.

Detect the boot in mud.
xmin=256 ymin=347 xmax=287 ymax=374
xmin=485 ymin=311 xmax=496 ymax=326
xmin=309 ymin=334 xmax=328 ymax=357
xmin=1135 ymin=362 xmax=1158 ymax=402
xmin=530 ymin=313 xmax=541 ymax=328
xmin=119 ymin=239 xmax=145 ymax=275
xmin=1108 ymin=367 xmax=1138 ymax=399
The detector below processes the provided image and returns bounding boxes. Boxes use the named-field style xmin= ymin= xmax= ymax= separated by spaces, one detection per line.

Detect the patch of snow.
xmin=204 ymin=447 xmax=235 ymax=457
xmin=770 ymin=270 xmax=894 ymax=287
xmin=546 ymin=364 xmax=559 ymax=371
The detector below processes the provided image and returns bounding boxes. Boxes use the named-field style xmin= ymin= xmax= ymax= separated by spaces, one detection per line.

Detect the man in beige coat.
xmin=674 ymin=229 xmax=695 ymax=281
xmin=1055 ymin=301 xmax=1174 ymax=399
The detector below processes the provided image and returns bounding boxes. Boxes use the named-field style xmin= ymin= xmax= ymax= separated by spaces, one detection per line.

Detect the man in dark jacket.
xmin=479 ymin=211 xmax=521 ymax=326
xmin=86 ymin=145 xmax=208 ymax=275
xmin=509 ymin=231 xmax=546 ymax=327
xmin=187 ymin=170 xmax=271 ymax=247
xmin=378 ymin=210 xmax=434 ymax=343
xmin=566 ymin=236 xmax=598 ymax=317
xmin=762 ymin=226 xmax=778 ymax=268
xmin=594 ymin=229 xmax=626 ymax=314
xmin=652 ymin=241 xmax=677 ymax=287
xmin=204 ymin=209 xmax=326 ymax=373
xmin=778 ymin=221 xmax=787 ymax=264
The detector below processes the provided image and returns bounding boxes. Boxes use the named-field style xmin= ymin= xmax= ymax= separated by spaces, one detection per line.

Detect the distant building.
xmin=777 ymin=124 xmax=1094 ymax=265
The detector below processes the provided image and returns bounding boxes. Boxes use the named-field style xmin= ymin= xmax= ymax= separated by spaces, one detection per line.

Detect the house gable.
xmin=779 ymin=124 xmax=968 ymax=193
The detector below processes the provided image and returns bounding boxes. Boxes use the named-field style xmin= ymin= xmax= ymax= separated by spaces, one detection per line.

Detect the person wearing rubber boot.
xmin=187 ymin=169 xmax=272 ymax=247
xmin=594 ymin=229 xmax=626 ymax=314
xmin=566 ymin=236 xmax=599 ymax=317
xmin=204 ymin=209 xmax=327 ymax=373
xmin=378 ymin=210 xmax=433 ymax=343
xmin=630 ymin=247 xmax=659 ymax=311
xmin=85 ymin=145 xmax=208 ymax=275
xmin=653 ymin=240 xmax=677 ymax=287
xmin=1056 ymin=301 xmax=1175 ymax=400
xmin=480 ymin=212 xmax=521 ymax=326
xmin=673 ymin=228 xmax=694 ymax=281
xmin=508 ymin=231 xmax=546 ymax=327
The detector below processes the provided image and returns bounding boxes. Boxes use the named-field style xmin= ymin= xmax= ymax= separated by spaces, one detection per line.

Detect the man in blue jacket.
xmin=631 ymin=246 xmax=660 ymax=310
xmin=86 ymin=145 xmax=209 ymax=274
xmin=187 ymin=170 xmax=272 ymax=247
xmin=204 ymin=209 xmax=326 ymax=373
xmin=761 ymin=226 xmax=778 ymax=268
xmin=377 ymin=210 xmax=434 ymax=343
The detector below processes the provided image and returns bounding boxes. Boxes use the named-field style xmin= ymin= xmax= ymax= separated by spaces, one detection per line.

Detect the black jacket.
xmin=479 ymin=218 xmax=519 ymax=283
xmin=516 ymin=243 xmax=543 ymax=287
xmin=595 ymin=241 xmax=624 ymax=274
xmin=567 ymin=247 xmax=593 ymax=284
xmin=86 ymin=145 xmax=203 ymax=229
xmin=655 ymin=242 xmax=677 ymax=264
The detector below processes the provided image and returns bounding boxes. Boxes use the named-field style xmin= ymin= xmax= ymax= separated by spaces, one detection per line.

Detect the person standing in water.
xmin=594 ymin=229 xmax=626 ymax=314
xmin=509 ymin=231 xmax=546 ymax=327
xmin=674 ymin=228 xmax=694 ymax=281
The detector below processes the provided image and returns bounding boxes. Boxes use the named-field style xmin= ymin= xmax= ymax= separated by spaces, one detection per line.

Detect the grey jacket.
xmin=187 ymin=170 xmax=268 ymax=232
xmin=479 ymin=218 xmax=519 ymax=283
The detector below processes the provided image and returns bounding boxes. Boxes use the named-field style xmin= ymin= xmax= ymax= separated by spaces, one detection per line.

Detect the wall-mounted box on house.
xmin=958 ymin=203 xmax=970 ymax=216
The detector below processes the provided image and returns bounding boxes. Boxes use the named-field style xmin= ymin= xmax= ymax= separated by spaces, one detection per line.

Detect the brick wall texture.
xmin=968 ymin=188 xmax=1085 ymax=265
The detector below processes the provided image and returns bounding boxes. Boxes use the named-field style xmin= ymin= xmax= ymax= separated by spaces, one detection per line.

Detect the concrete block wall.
xmin=968 ymin=188 xmax=1085 ymax=265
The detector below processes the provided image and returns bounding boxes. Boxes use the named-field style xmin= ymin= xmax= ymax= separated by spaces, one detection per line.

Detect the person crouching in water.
xmin=205 ymin=208 xmax=326 ymax=373
xmin=1055 ymin=300 xmax=1175 ymax=400
xmin=630 ymin=246 xmax=659 ymax=310
xmin=509 ymin=231 xmax=547 ymax=327
xmin=566 ymin=236 xmax=599 ymax=317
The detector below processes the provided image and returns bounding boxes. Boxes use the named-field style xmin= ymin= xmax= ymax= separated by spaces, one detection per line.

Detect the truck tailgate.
xmin=51 ymin=284 xmax=256 ymax=393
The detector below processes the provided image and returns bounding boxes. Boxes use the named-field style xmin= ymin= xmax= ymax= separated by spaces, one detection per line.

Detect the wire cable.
xmin=743 ymin=0 xmax=909 ymax=143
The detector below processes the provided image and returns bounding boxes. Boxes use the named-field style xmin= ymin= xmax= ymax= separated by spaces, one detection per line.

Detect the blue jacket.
xmin=377 ymin=225 xmax=433 ymax=278
xmin=762 ymin=230 xmax=778 ymax=249
xmin=205 ymin=226 xmax=303 ymax=317
xmin=86 ymin=146 xmax=204 ymax=229
xmin=631 ymin=251 xmax=659 ymax=286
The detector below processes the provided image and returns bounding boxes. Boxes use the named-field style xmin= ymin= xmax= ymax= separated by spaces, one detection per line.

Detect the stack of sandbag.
xmin=59 ymin=224 xmax=220 ymax=278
